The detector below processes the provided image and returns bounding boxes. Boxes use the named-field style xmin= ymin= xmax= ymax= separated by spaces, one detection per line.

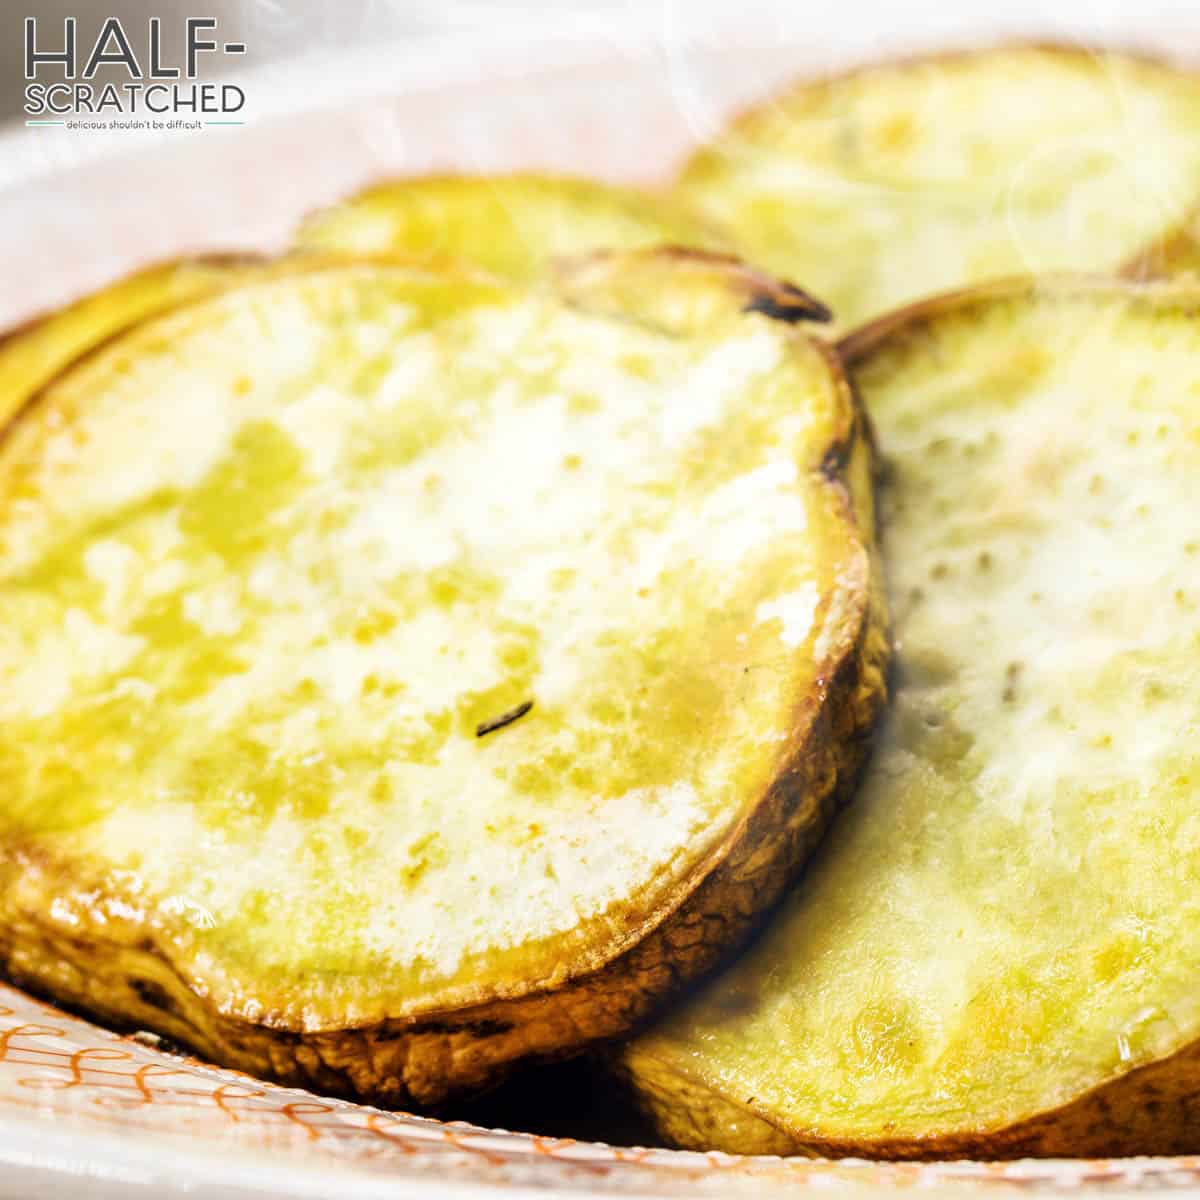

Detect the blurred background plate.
xmin=4 ymin=4 xmax=1200 ymax=1196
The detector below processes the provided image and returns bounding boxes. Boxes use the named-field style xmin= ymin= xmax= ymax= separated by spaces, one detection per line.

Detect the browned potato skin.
xmin=1122 ymin=213 xmax=1200 ymax=280
xmin=627 ymin=1031 xmax=1200 ymax=1159
xmin=0 ymin=250 xmax=888 ymax=1109
xmin=627 ymin=275 xmax=1200 ymax=1163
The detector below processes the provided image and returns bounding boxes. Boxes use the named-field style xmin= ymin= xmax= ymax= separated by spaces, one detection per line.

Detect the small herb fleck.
xmin=1002 ymin=661 xmax=1023 ymax=704
xmin=476 ymin=699 xmax=534 ymax=739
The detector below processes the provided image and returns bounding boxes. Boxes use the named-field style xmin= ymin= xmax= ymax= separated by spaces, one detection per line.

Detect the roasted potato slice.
xmin=0 ymin=256 xmax=261 ymax=428
xmin=675 ymin=46 xmax=1200 ymax=327
xmin=0 ymin=249 xmax=885 ymax=1108
xmin=622 ymin=278 xmax=1200 ymax=1159
xmin=293 ymin=173 xmax=721 ymax=282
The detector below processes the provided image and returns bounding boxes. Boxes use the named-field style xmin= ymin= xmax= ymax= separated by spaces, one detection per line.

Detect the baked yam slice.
xmin=621 ymin=278 xmax=1200 ymax=1159
xmin=0 ymin=249 xmax=885 ymax=1108
xmin=675 ymin=46 xmax=1200 ymax=328
xmin=293 ymin=173 xmax=721 ymax=282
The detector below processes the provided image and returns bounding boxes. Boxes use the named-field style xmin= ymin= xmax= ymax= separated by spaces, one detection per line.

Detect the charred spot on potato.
xmin=742 ymin=289 xmax=832 ymax=326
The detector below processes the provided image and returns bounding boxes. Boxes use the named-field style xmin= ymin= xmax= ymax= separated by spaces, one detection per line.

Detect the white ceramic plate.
xmin=4 ymin=6 xmax=1200 ymax=1196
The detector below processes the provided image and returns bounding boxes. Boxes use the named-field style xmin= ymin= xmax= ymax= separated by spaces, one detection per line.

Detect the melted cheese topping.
xmin=679 ymin=49 xmax=1200 ymax=327
xmin=0 ymin=264 xmax=855 ymax=1026
xmin=629 ymin=289 xmax=1200 ymax=1143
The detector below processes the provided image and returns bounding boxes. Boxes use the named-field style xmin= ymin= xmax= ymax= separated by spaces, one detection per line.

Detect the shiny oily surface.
xmin=625 ymin=285 xmax=1200 ymax=1152
xmin=676 ymin=47 xmax=1200 ymax=327
xmin=294 ymin=174 xmax=719 ymax=282
xmin=0 ymin=259 xmax=857 ymax=1030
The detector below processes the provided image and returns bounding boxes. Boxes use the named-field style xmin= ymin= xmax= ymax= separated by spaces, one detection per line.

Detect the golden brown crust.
xmin=637 ymin=1035 xmax=1200 ymax=1161
xmin=622 ymin=1027 xmax=1200 ymax=1160
xmin=0 ymin=251 xmax=886 ymax=1108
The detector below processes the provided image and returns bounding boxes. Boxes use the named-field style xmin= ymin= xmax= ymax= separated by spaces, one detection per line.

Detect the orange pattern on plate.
xmin=2 ymin=983 xmax=1199 ymax=1194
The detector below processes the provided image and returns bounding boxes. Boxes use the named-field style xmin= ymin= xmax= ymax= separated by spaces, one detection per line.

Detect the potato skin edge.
xmin=0 ymin=251 xmax=887 ymax=1109
xmin=627 ymin=1036 xmax=1200 ymax=1160
xmin=622 ymin=275 xmax=1200 ymax=1160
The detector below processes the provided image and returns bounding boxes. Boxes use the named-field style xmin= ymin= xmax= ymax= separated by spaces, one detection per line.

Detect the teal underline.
xmin=24 ymin=118 xmax=244 ymax=127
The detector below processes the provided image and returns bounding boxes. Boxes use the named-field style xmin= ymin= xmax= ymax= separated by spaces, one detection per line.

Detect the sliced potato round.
xmin=0 ymin=250 xmax=884 ymax=1107
xmin=293 ymin=173 xmax=721 ymax=282
xmin=676 ymin=46 xmax=1200 ymax=327
xmin=622 ymin=278 xmax=1200 ymax=1158
xmin=0 ymin=256 xmax=262 ymax=429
